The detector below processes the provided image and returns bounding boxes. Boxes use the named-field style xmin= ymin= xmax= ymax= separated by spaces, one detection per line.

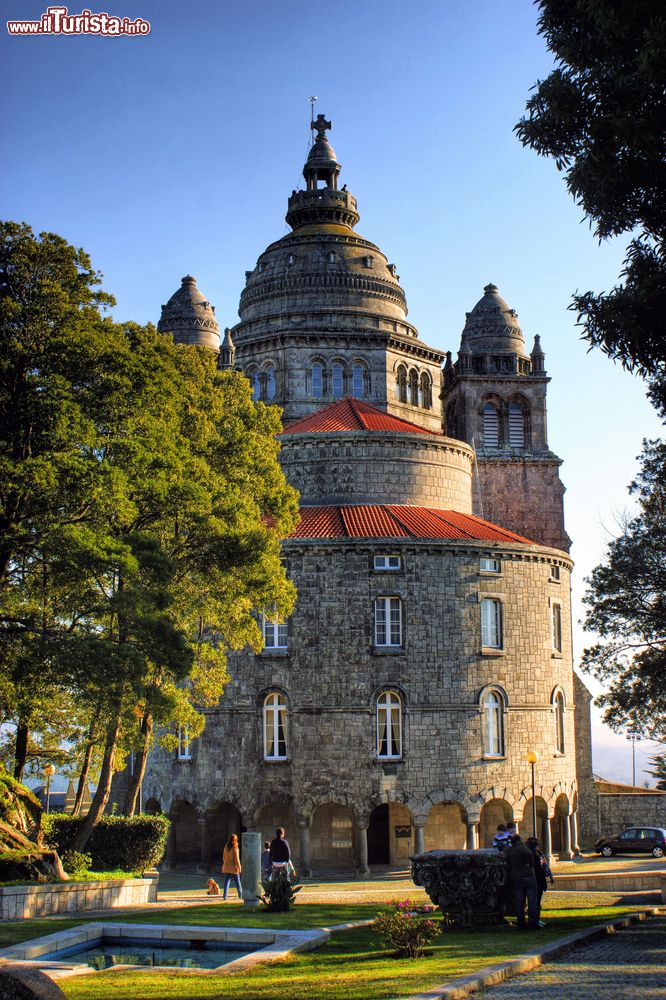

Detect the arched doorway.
xmin=479 ymin=798 xmax=513 ymax=848
xmin=170 ymin=800 xmax=198 ymax=864
xmin=520 ymin=796 xmax=549 ymax=843
xmin=311 ymin=802 xmax=355 ymax=870
xmin=368 ymin=802 xmax=413 ymax=866
xmin=207 ymin=802 xmax=243 ymax=870
xmin=553 ymin=793 xmax=571 ymax=858
xmin=255 ymin=801 xmax=299 ymax=866
xmin=424 ymin=802 xmax=467 ymax=850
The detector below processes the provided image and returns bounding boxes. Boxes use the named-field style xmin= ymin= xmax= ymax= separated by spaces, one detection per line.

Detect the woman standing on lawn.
xmin=222 ymin=834 xmax=243 ymax=901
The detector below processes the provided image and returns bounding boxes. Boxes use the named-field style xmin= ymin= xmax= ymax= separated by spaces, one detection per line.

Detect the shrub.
xmin=259 ymin=869 xmax=302 ymax=912
xmin=60 ymin=850 xmax=92 ymax=876
xmin=42 ymin=814 xmax=169 ymax=872
xmin=372 ymin=899 xmax=440 ymax=958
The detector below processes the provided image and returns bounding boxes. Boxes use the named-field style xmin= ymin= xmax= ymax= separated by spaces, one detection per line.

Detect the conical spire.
xmin=220 ymin=327 xmax=236 ymax=370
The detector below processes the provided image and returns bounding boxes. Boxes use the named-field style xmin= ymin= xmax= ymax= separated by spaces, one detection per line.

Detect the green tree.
xmin=647 ymin=753 xmax=666 ymax=790
xmin=0 ymin=223 xmax=299 ymax=849
xmin=515 ymin=1 xmax=666 ymax=408
xmin=581 ymin=439 xmax=666 ymax=741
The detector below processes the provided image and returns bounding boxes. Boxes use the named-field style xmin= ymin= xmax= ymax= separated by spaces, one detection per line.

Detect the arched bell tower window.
xmin=396 ymin=365 xmax=407 ymax=403
xmin=508 ymin=402 xmax=525 ymax=448
xmin=409 ymin=369 xmax=419 ymax=406
xmin=352 ymin=362 xmax=369 ymax=399
xmin=420 ymin=372 xmax=432 ymax=410
xmin=331 ymin=363 xmax=344 ymax=398
xmin=249 ymin=370 xmax=260 ymax=402
xmin=266 ymin=365 xmax=276 ymax=401
xmin=311 ymin=362 xmax=323 ymax=397
xmin=482 ymin=402 xmax=499 ymax=448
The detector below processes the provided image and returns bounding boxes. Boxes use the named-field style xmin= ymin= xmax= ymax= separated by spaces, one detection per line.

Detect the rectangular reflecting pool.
xmin=43 ymin=936 xmax=251 ymax=970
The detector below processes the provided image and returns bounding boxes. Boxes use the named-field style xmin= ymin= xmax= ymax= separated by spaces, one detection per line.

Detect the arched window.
xmin=311 ymin=362 xmax=323 ymax=397
xmin=376 ymin=691 xmax=402 ymax=759
xmin=483 ymin=403 xmax=499 ymax=448
xmin=331 ymin=363 xmax=344 ymax=398
xmin=177 ymin=724 xmax=191 ymax=760
xmin=266 ymin=366 xmax=276 ymax=401
xmin=482 ymin=688 xmax=505 ymax=757
xmin=553 ymin=690 xmax=565 ymax=754
xmin=374 ymin=596 xmax=402 ymax=647
xmin=396 ymin=365 xmax=407 ymax=403
xmin=481 ymin=598 xmax=503 ymax=649
xmin=409 ymin=369 xmax=419 ymax=405
xmin=420 ymin=372 xmax=432 ymax=409
xmin=249 ymin=371 xmax=260 ymax=402
xmin=352 ymin=363 xmax=367 ymax=398
xmin=551 ymin=601 xmax=562 ymax=653
xmin=508 ymin=402 xmax=525 ymax=448
xmin=263 ymin=693 xmax=287 ymax=760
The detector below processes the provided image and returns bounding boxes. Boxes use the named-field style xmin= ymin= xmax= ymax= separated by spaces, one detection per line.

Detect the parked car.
xmin=595 ymin=827 xmax=666 ymax=858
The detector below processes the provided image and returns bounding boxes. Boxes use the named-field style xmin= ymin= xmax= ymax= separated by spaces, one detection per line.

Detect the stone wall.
xmin=474 ymin=457 xmax=571 ymax=551
xmin=597 ymin=793 xmax=666 ymax=839
xmin=0 ymin=878 xmax=157 ymax=921
xmin=144 ymin=538 xmax=578 ymax=870
xmin=279 ymin=432 xmax=474 ymax=511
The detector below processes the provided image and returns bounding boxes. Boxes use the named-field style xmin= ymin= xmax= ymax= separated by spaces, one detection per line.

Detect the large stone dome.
xmin=158 ymin=275 xmax=220 ymax=352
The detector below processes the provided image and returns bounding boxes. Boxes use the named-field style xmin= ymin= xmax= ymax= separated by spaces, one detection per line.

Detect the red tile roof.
xmin=288 ymin=505 xmax=534 ymax=544
xmin=280 ymin=397 xmax=441 ymax=437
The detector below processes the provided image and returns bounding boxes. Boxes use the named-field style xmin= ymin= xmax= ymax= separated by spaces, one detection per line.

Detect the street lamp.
xmin=526 ymin=750 xmax=538 ymax=838
xmin=44 ymin=764 xmax=56 ymax=814
xmin=626 ymin=733 xmax=639 ymax=786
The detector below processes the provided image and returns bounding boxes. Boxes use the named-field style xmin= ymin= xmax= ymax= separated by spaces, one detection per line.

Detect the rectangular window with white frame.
xmin=374 ymin=596 xmax=402 ymax=647
xmin=480 ymin=556 xmax=501 ymax=574
xmin=262 ymin=614 xmax=288 ymax=650
xmin=374 ymin=554 xmax=401 ymax=571
xmin=481 ymin=598 xmax=503 ymax=649
xmin=549 ymin=564 xmax=561 ymax=582
xmin=177 ymin=724 xmax=191 ymax=760
xmin=552 ymin=601 xmax=563 ymax=653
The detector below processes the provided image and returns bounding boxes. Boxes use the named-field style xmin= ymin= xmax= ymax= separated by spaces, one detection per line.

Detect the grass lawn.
xmin=2 ymin=895 xmax=636 ymax=1000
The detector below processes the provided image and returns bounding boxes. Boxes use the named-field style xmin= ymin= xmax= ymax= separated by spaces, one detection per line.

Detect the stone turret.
xmin=158 ymin=275 xmax=220 ymax=353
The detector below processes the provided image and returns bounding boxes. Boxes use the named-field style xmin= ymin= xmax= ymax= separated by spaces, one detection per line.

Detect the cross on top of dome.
xmin=311 ymin=114 xmax=332 ymax=140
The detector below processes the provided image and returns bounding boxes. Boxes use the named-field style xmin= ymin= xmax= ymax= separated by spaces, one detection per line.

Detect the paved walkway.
xmin=478 ymin=915 xmax=666 ymax=999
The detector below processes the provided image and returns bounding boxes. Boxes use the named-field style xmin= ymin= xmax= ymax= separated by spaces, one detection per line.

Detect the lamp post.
xmin=44 ymin=764 xmax=56 ymax=814
xmin=526 ymin=750 xmax=538 ymax=838
xmin=626 ymin=732 xmax=639 ymax=786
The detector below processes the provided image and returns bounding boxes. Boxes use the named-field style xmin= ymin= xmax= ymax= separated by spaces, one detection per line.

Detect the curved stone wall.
xmin=279 ymin=431 xmax=475 ymax=511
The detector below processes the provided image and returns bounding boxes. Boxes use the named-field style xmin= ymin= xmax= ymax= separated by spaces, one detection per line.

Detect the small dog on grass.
xmin=206 ymin=879 xmax=220 ymax=896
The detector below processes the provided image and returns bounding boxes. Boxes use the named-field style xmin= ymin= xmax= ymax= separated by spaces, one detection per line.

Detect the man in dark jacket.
xmin=504 ymin=835 xmax=540 ymax=929
xmin=269 ymin=827 xmax=291 ymax=876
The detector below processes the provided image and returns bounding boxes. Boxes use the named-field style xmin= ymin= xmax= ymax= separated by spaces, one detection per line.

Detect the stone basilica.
xmin=143 ymin=115 xmax=585 ymax=873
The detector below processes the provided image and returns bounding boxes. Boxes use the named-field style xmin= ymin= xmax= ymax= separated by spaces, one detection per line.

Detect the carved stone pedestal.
xmin=411 ymin=849 xmax=508 ymax=927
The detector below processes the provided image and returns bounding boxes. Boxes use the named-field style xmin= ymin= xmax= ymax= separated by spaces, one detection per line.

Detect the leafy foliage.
xmin=647 ymin=753 xmax=666 ymax=791
xmin=259 ymin=868 xmax=302 ymax=912
xmin=60 ymin=849 xmax=92 ymax=876
xmin=581 ymin=439 xmax=666 ymax=740
xmin=515 ymin=1 xmax=666 ymax=405
xmin=42 ymin=813 xmax=169 ymax=872
xmin=372 ymin=900 xmax=439 ymax=958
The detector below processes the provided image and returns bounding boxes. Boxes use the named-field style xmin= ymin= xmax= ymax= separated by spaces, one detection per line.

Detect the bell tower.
xmin=443 ymin=284 xmax=570 ymax=551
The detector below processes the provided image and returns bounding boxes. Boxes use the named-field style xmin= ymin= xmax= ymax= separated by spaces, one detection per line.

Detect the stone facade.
xmin=145 ymin=115 xmax=583 ymax=873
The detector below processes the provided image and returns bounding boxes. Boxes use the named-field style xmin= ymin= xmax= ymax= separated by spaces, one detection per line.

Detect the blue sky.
xmin=3 ymin=0 xmax=663 ymax=784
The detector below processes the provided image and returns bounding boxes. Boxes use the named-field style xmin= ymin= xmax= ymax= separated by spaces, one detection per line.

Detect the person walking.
xmin=261 ymin=840 xmax=272 ymax=881
xmin=504 ymin=834 xmax=540 ymax=929
xmin=526 ymin=836 xmax=554 ymax=914
xmin=269 ymin=826 xmax=291 ymax=878
xmin=221 ymin=833 xmax=243 ymax=901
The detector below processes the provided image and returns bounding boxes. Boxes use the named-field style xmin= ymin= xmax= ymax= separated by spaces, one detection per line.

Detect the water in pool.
xmin=45 ymin=936 xmax=252 ymax=970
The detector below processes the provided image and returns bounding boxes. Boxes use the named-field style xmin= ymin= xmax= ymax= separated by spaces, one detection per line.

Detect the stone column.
xmin=165 ymin=821 xmax=177 ymax=869
xmin=196 ymin=816 xmax=210 ymax=873
xmin=414 ymin=822 xmax=426 ymax=856
xmin=542 ymin=815 xmax=552 ymax=862
xmin=241 ymin=831 xmax=262 ymax=907
xmin=298 ymin=819 xmax=312 ymax=878
xmin=559 ymin=814 xmax=573 ymax=861
xmin=466 ymin=821 xmax=480 ymax=850
xmin=570 ymin=811 xmax=581 ymax=856
xmin=356 ymin=819 xmax=369 ymax=877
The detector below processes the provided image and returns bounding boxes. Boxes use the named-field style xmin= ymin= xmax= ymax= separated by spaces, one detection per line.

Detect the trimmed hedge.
xmin=42 ymin=814 xmax=169 ymax=873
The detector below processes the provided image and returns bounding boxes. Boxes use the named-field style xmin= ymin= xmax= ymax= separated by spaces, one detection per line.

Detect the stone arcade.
xmin=144 ymin=115 xmax=582 ymax=874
